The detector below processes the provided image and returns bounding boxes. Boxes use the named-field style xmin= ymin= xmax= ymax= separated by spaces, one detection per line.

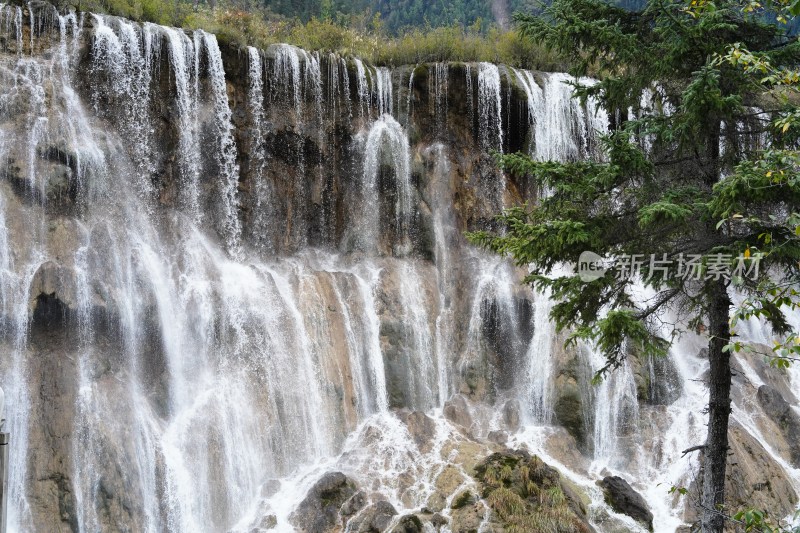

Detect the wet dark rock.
xmin=430 ymin=513 xmax=448 ymax=528
xmin=450 ymin=490 xmax=476 ymax=510
xmin=487 ymin=429 xmax=508 ymax=445
xmin=390 ymin=514 xmax=423 ymax=533
xmin=629 ymin=349 xmax=682 ymax=406
xmin=757 ymin=385 xmax=800 ymax=467
xmin=259 ymin=479 xmax=281 ymax=498
xmin=398 ymin=410 xmax=436 ymax=452
xmin=341 ymin=490 xmax=368 ymax=520
xmin=552 ymin=340 xmax=592 ymax=453
xmin=598 ymin=476 xmax=653 ymax=531
xmin=346 ymin=500 xmax=398 ymax=532
xmin=249 ymin=514 xmax=277 ymax=532
xmin=290 ymin=472 xmax=358 ymax=533
xmin=502 ymin=399 xmax=520 ymax=431
xmin=443 ymin=394 xmax=472 ymax=431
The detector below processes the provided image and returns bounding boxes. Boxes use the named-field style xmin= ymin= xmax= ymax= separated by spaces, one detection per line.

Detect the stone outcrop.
xmin=684 ymin=421 xmax=799 ymax=527
xmin=290 ymin=472 xmax=359 ymax=532
xmin=389 ymin=514 xmax=423 ymax=533
xmin=598 ymin=476 xmax=654 ymax=531
xmin=346 ymin=500 xmax=398 ymax=532
xmin=472 ymin=450 xmax=594 ymax=533
xmin=756 ymin=385 xmax=800 ymax=467
xmin=552 ymin=338 xmax=593 ymax=452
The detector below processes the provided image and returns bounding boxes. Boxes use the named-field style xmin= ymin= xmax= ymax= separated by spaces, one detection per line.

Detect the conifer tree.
xmin=468 ymin=0 xmax=800 ymax=530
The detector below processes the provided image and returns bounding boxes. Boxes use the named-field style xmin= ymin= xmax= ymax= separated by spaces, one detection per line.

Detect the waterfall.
xmin=404 ymin=66 xmax=415 ymax=126
xmin=375 ymin=66 xmax=392 ymax=116
xmin=351 ymin=114 xmax=413 ymax=254
xmin=590 ymin=347 xmax=640 ymax=466
xmin=523 ymin=291 xmax=555 ymax=423
xmin=91 ymin=15 xmax=155 ymax=196
xmin=354 ymin=57 xmax=370 ymax=118
xmin=326 ymin=52 xmax=340 ymax=120
xmin=430 ymin=62 xmax=448 ymax=132
xmin=477 ymin=62 xmax=503 ymax=152
xmin=427 ymin=143 xmax=455 ymax=406
xmin=511 ymin=67 xmax=543 ymax=158
xmin=272 ymin=43 xmax=302 ymax=117
xmin=340 ymin=56 xmax=352 ymax=118
xmin=0 ymin=4 xmax=24 ymax=54
xmin=164 ymin=27 xmax=201 ymax=221
xmin=246 ymin=47 xmax=272 ymax=251
xmin=199 ymin=31 xmax=242 ymax=257
xmin=512 ymin=69 xmax=609 ymax=162
xmin=466 ymin=64 xmax=475 ymax=135
xmin=394 ymin=261 xmax=438 ymax=408
xmin=2 ymin=11 xmax=799 ymax=533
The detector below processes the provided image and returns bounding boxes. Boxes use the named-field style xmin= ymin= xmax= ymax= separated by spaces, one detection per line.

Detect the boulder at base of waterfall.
xmin=249 ymin=514 xmax=277 ymax=532
xmin=502 ymin=399 xmax=521 ymax=431
xmin=443 ymin=394 xmax=473 ymax=431
xmin=430 ymin=513 xmax=448 ymax=529
xmin=346 ymin=500 xmax=398 ymax=532
xmin=289 ymin=472 xmax=358 ymax=533
xmin=472 ymin=450 xmax=594 ymax=532
xmin=487 ymin=430 xmax=508 ymax=445
xmin=341 ymin=490 xmax=368 ymax=520
xmin=598 ymin=476 xmax=654 ymax=531
xmin=389 ymin=514 xmax=423 ymax=533
xmin=398 ymin=410 xmax=437 ymax=452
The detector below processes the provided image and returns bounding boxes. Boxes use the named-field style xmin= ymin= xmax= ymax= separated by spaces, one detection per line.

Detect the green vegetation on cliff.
xmin=473 ymin=451 xmax=592 ymax=532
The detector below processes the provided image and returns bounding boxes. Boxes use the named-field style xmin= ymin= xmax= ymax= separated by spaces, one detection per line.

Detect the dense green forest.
xmin=263 ymin=0 xmax=536 ymax=33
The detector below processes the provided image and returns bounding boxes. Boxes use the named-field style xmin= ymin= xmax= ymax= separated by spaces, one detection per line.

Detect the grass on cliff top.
xmin=70 ymin=0 xmax=569 ymax=70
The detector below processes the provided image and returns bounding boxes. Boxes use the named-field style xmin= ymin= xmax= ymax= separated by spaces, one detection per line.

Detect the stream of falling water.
xmin=0 ymin=9 xmax=797 ymax=533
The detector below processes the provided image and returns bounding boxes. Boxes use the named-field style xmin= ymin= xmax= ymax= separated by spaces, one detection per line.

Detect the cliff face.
xmin=0 ymin=4 xmax=797 ymax=533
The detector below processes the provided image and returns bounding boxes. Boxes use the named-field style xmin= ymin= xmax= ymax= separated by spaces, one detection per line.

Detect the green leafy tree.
xmin=468 ymin=0 xmax=800 ymax=530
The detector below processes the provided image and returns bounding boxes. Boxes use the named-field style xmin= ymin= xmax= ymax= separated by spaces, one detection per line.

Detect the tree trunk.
xmin=701 ymin=279 xmax=732 ymax=532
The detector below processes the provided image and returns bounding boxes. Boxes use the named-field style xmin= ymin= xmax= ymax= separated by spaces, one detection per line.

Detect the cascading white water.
xmin=477 ymin=62 xmax=503 ymax=152
xmin=354 ymin=57 xmax=370 ymax=118
xmin=430 ymin=62 xmax=448 ymax=133
xmin=404 ymin=66 xmax=415 ymax=126
xmin=164 ymin=26 xmax=201 ymax=220
xmin=523 ymin=290 xmax=555 ymax=423
xmin=512 ymin=69 xmax=610 ymax=162
xmin=91 ymin=15 xmax=155 ymax=196
xmin=426 ymin=143 xmax=455 ymax=406
xmin=0 ymin=4 xmax=24 ymax=54
xmin=589 ymin=347 xmax=640 ymax=466
xmin=246 ymin=46 xmax=272 ymax=251
xmin=340 ymin=56 xmax=352 ymax=118
xmin=375 ymin=66 xmax=393 ymax=116
xmin=272 ymin=43 xmax=302 ymax=118
xmin=199 ymin=31 xmax=242 ymax=256
xmin=351 ymin=114 xmax=413 ymax=254
xmin=2 ymin=11 xmax=799 ymax=533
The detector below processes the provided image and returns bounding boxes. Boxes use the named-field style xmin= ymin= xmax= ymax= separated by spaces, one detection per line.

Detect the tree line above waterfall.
xmin=59 ymin=0 xmax=798 ymax=69
xmin=63 ymin=0 xmax=568 ymax=68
